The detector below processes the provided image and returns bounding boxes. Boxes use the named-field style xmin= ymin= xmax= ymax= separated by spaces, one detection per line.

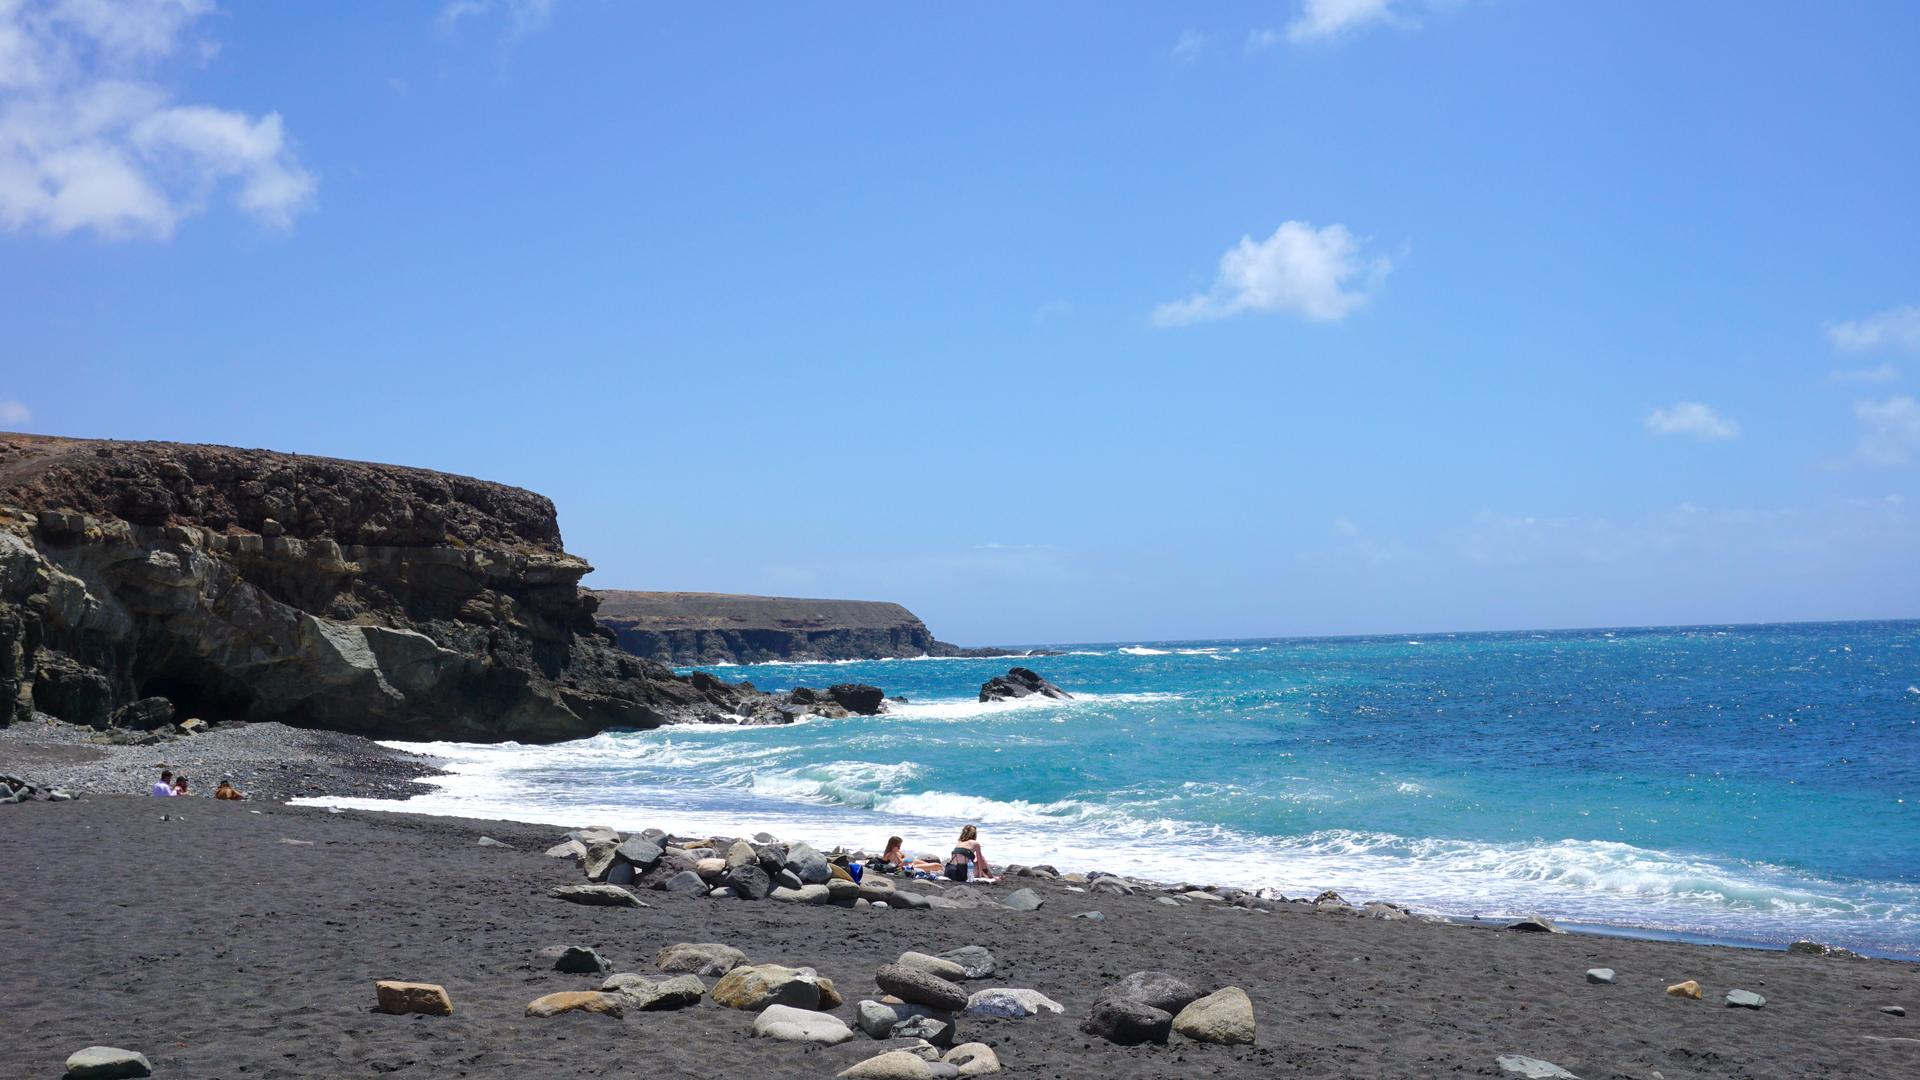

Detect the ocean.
xmin=308 ymin=620 xmax=1920 ymax=959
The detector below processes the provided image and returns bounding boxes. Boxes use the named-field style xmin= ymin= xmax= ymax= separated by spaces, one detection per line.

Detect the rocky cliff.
xmin=0 ymin=434 xmax=855 ymax=742
xmin=592 ymin=591 xmax=1044 ymax=665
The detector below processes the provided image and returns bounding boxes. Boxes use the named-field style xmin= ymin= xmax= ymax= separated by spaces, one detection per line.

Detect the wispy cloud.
xmin=0 ymin=0 xmax=315 ymax=239
xmin=1829 ymin=363 xmax=1900 ymax=385
xmin=1284 ymin=0 xmax=1401 ymax=44
xmin=438 ymin=0 xmax=557 ymax=37
xmin=1153 ymin=220 xmax=1392 ymax=326
xmin=1644 ymin=402 xmax=1740 ymax=441
xmin=1852 ymin=395 xmax=1920 ymax=466
xmin=1827 ymin=305 xmax=1920 ymax=353
xmin=0 ymin=398 xmax=29 ymax=425
xmin=1170 ymin=29 xmax=1206 ymax=64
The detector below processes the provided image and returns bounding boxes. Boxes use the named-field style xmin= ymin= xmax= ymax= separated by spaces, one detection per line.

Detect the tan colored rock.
xmin=654 ymin=941 xmax=746 ymax=976
xmin=374 ymin=980 xmax=453 ymax=1017
xmin=696 ymin=857 xmax=728 ymax=881
xmin=943 ymin=1043 xmax=1001 ymax=1076
xmin=839 ymin=1050 xmax=935 ymax=1079
xmin=818 ymin=976 xmax=843 ymax=1009
xmin=1666 ymin=980 xmax=1703 ymax=999
xmin=712 ymin=963 xmax=821 ymax=1010
xmin=897 ymin=951 xmax=968 ymax=981
xmin=1172 ymin=986 xmax=1255 ymax=1045
xmin=526 ymin=991 xmax=625 ymax=1017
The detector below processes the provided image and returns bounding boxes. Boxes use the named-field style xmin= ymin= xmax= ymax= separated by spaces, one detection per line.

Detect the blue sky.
xmin=3 ymin=0 xmax=1918 ymax=644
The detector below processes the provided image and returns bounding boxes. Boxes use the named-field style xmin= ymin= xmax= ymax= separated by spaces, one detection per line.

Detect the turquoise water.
xmin=315 ymin=621 xmax=1920 ymax=958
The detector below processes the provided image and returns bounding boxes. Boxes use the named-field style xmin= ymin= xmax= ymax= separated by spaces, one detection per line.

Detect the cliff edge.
xmin=593 ymin=590 xmax=1045 ymax=665
xmin=0 ymin=434 xmax=850 ymax=742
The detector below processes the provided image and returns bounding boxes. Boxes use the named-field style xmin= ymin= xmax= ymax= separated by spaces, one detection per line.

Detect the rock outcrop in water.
xmin=0 ymin=434 xmax=856 ymax=742
xmin=979 ymin=667 xmax=1072 ymax=703
xmin=592 ymin=590 xmax=1048 ymax=665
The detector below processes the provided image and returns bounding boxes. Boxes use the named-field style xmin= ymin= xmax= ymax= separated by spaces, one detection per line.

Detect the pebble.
xmin=964 ymin=987 xmax=1064 ymax=1018
xmin=944 ymin=1042 xmax=1000 ymax=1077
xmin=62 ymin=1046 xmax=152 ymax=1079
xmin=1724 ymin=989 xmax=1766 ymax=1010
xmin=1880 ymin=1005 xmax=1906 ymax=1017
xmin=1001 ymin=887 xmax=1043 ymax=911
xmin=475 ymin=836 xmax=514 ymax=849
xmin=1070 ymin=910 xmax=1105 ymax=921
xmin=1156 ymin=896 xmax=1182 ymax=907
xmin=655 ymin=941 xmax=745 ymax=976
xmin=1585 ymin=968 xmax=1615 ymax=985
xmin=1666 ymin=980 xmax=1703 ymax=999
xmin=936 ymin=945 xmax=997 ymax=979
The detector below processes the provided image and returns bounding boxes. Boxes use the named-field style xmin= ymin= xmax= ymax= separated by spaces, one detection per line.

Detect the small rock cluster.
xmin=1 ymin=771 xmax=75 ymax=804
xmin=1077 ymin=970 xmax=1256 ymax=1046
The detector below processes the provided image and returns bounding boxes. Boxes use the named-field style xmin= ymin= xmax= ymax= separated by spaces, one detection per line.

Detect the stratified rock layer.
xmin=0 ymin=434 xmax=842 ymax=741
xmin=592 ymin=590 xmax=1048 ymax=665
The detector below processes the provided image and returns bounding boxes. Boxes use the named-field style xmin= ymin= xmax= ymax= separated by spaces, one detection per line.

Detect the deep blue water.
xmin=314 ymin=621 xmax=1920 ymax=957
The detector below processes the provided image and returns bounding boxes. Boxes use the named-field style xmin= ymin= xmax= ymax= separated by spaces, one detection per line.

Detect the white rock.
xmin=752 ymin=1003 xmax=855 ymax=1044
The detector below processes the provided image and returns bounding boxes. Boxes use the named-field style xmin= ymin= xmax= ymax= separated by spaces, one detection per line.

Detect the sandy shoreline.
xmin=2 ymin=782 xmax=1916 ymax=1079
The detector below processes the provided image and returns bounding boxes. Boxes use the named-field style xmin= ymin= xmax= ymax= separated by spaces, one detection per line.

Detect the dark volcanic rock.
xmin=827 ymin=683 xmax=886 ymax=715
xmin=109 ymin=696 xmax=175 ymax=731
xmin=978 ymin=667 xmax=1072 ymax=703
xmin=1081 ymin=998 xmax=1173 ymax=1045
xmin=1102 ymin=971 xmax=1205 ymax=1014
xmin=0 ymin=435 xmax=872 ymax=742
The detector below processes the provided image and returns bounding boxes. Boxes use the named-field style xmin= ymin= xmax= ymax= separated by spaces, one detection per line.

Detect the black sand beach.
xmin=2 ymin=789 xmax=1914 ymax=1079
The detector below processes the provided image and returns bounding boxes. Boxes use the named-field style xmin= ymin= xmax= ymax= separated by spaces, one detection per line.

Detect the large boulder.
xmin=938 ymin=946 xmax=996 ymax=979
xmin=552 ymin=946 xmax=611 ymax=974
xmin=838 ymin=1050 xmax=939 ymax=1079
xmin=752 ymin=1003 xmax=855 ymax=1044
xmin=1081 ymin=998 xmax=1172 ymax=1045
xmin=62 ymin=1046 xmax=153 ymax=1079
xmin=964 ymin=987 xmax=1063 ymax=1018
xmin=724 ymin=863 xmax=772 ymax=900
xmin=108 ymin=696 xmax=175 ymax=730
xmin=978 ymin=667 xmax=1071 ymax=703
xmin=1102 ymin=970 xmax=1205 ymax=1014
xmin=655 ymin=942 xmax=746 ymax=976
xmin=828 ymin=683 xmax=887 ymax=715
xmin=526 ymin=991 xmax=624 ymax=1018
xmin=713 ymin=964 xmax=822 ymax=1011
xmin=374 ymin=980 xmax=454 ymax=1017
xmin=1172 ymin=986 xmax=1255 ymax=1045
xmin=875 ymin=963 xmax=970 ymax=1013
xmin=550 ymin=884 xmax=644 ymax=908
xmin=785 ymin=841 xmax=831 ymax=884
xmin=601 ymin=973 xmax=705 ymax=1010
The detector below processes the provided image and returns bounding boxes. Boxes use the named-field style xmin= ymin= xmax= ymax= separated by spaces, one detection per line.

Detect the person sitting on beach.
xmin=214 ymin=777 xmax=245 ymax=801
xmin=172 ymin=776 xmax=190 ymax=796
xmin=151 ymin=769 xmax=175 ymax=797
xmin=880 ymin=836 xmax=906 ymax=869
xmin=944 ymin=824 xmax=995 ymax=883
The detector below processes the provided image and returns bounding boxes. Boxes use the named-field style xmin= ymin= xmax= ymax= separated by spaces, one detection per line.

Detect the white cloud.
xmin=1286 ymin=0 xmax=1400 ymax=44
xmin=1852 ymin=395 xmax=1920 ymax=466
xmin=0 ymin=0 xmax=313 ymax=239
xmin=1828 ymin=363 xmax=1900 ymax=385
xmin=1170 ymin=29 xmax=1206 ymax=64
xmin=1644 ymin=402 xmax=1740 ymax=441
xmin=438 ymin=0 xmax=557 ymax=36
xmin=0 ymin=398 xmax=29 ymax=424
xmin=1827 ymin=305 xmax=1920 ymax=353
xmin=1153 ymin=220 xmax=1391 ymax=326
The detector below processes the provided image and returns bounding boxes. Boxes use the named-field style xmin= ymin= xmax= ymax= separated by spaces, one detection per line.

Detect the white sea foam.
xmin=1119 ymin=646 xmax=1171 ymax=655
xmin=881 ymin=691 xmax=1183 ymax=722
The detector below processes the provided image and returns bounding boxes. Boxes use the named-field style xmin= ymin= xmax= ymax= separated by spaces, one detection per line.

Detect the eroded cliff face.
xmin=593 ymin=591 xmax=938 ymax=665
xmin=591 ymin=590 xmax=1049 ymax=666
xmin=0 ymin=435 xmax=837 ymax=741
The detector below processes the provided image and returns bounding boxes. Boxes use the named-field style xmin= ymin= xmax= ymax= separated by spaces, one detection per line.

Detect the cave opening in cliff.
xmin=139 ymin=674 xmax=257 ymax=725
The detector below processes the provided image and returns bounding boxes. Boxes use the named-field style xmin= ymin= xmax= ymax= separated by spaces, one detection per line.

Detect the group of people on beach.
xmin=872 ymin=824 xmax=995 ymax=883
xmin=149 ymin=768 xmax=244 ymax=801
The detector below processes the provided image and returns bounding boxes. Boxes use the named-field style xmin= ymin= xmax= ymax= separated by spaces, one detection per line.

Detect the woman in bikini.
xmin=943 ymin=824 xmax=994 ymax=883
